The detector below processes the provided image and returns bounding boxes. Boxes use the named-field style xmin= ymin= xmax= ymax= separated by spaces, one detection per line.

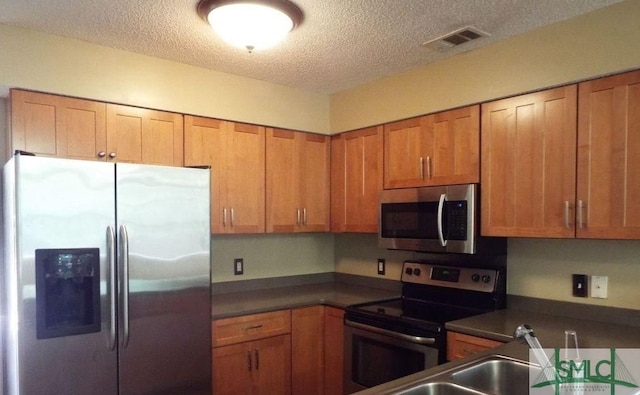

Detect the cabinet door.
xmin=106 ymin=104 xmax=183 ymax=166
xmin=299 ymin=133 xmax=330 ymax=232
xmin=266 ymin=128 xmax=299 ymax=232
xmin=253 ymin=335 xmax=292 ymax=395
xmin=212 ymin=342 xmax=253 ymax=395
xmin=331 ymin=126 xmax=383 ymax=233
xmin=291 ymin=307 xmax=324 ymax=395
xmin=184 ymin=116 xmax=227 ymax=233
xmin=577 ymin=70 xmax=640 ymax=239
xmin=10 ymin=90 xmax=107 ymax=160
xmin=481 ymin=85 xmax=577 ymax=237
xmin=428 ymin=105 xmax=480 ymax=185
xmin=446 ymin=332 xmax=503 ymax=361
xmin=323 ymin=307 xmax=344 ymax=395
xmin=383 ymin=116 xmax=428 ymax=189
xmin=226 ymin=122 xmax=266 ymax=233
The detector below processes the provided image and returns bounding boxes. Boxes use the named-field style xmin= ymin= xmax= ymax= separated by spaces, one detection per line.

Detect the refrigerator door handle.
xmin=107 ymin=226 xmax=117 ymax=351
xmin=119 ymin=225 xmax=131 ymax=348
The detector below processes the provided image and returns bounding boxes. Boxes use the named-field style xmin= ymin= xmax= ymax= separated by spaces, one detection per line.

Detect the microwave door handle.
xmin=437 ymin=193 xmax=447 ymax=247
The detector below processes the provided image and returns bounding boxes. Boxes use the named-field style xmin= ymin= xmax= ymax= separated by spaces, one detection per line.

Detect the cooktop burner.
xmin=354 ymin=298 xmax=492 ymax=325
xmin=345 ymin=260 xmax=506 ymax=335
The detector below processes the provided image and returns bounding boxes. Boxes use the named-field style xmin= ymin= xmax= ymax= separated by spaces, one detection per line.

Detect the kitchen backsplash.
xmin=334 ymin=234 xmax=640 ymax=310
xmin=211 ymin=233 xmax=335 ymax=282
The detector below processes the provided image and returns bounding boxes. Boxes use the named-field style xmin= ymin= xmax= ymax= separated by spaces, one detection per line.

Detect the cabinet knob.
xmin=97 ymin=151 xmax=106 ymax=158
xmin=108 ymin=152 xmax=117 ymax=159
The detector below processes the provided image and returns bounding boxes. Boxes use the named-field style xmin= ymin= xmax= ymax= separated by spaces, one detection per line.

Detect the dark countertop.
xmin=360 ymin=309 xmax=640 ymax=395
xmin=446 ymin=308 xmax=640 ymax=348
xmin=211 ymin=281 xmax=399 ymax=320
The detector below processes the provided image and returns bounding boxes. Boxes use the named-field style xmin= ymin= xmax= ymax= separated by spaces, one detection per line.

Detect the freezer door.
xmin=115 ymin=163 xmax=211 ymax=394
xmin=3 ymin=156 xmax=118 ymax=395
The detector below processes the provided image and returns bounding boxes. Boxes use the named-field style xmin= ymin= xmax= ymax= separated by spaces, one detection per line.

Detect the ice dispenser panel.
xmin=35 ymin=248 xmax=100 ymax=339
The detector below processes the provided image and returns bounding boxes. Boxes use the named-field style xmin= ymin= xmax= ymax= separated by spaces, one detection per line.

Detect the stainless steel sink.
xmin=398 ymin=382 xmax=489 ymax=395
xmin=450 ymin=356 xmax=541 ymax=394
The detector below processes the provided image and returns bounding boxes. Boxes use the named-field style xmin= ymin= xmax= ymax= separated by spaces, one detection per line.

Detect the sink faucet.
xmin=514 ymin=324 xmax=555 ymax=381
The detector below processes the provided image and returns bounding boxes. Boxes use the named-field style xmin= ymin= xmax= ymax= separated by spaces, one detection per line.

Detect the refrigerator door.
xmin=3 ymin=156 xmax=118 ymax=395
xmin=115 ymin=163 xmax=211 ymax=394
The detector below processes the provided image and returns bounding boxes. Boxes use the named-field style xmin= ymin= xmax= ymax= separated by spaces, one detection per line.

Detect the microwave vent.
xmin=422 ymin=26 xmax=490 ymax=51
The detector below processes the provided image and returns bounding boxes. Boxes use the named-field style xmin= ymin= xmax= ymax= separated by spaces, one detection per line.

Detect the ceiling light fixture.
xmin=197 ymin=0 xmax=304 ymax=53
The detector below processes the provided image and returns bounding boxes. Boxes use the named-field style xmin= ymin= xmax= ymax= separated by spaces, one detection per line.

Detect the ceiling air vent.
xmin=422 ymin=26 xmax=490 ymax=51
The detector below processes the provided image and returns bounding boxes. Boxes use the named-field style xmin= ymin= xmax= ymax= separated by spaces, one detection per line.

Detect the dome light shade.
xmin=197 ymin=0 xmax=303 ymax=52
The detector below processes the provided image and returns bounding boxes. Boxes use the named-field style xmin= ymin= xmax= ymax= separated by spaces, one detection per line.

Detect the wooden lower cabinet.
xmin=213 ymin=335 xmax=291 ymax=395
xmin=291 ymin=306 xmax=325 ymax=395
xmin=446 ymin=331 xmax=503 ymax=361
xmin=212 ymin=310 xmax=292 ymax=395
xmin=323 ymin=307 xmax=345 ymax=395
xmin=213 ymin=306 xmax=345 ymax=395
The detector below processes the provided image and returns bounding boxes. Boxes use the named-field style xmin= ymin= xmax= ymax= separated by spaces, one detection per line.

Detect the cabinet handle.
xmin=108 ymin=152 xmax=117 ymax=159
xmin=564 ymin=201 xmax=572 ymax=228
xmin=303 ymin=208 xmax=307 ymax=225
xmin=426 ymin=156 xmax=432 ymax=179
xmin=244 ymin=324 xmax=263 ymax=331
xmin=577 ymin=200 xmax=585 ymax=228
xmin=247 ymin=351 xmax=252 ymax=372
xmin=230 ymin=208 xmax=235 ymax=227
xmin=97 ymin=151 xmax=106 ymax=158
xmin=419 ymin=157 xmax=425 ymax=179
xmin=222 ymin=208 xmax=227 ymax=227
xmin=254 ymin=349 xmax=259 ymax=370
xmin=296 ymin=209 xmax=301 ymax=226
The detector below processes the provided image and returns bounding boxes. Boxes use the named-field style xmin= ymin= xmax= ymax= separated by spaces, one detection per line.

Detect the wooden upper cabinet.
xmin=384 ymin=116 xmax=428 ymax=188
xmin=331 ymin=126 xmax=383 ymax=233
xmin=266 ymin=128 xmax=330 ymax=233
xmin=429 ymin=105 xmax=480 ymax=185
xmin=577 ymin=70 xmax=640 ymax=239
xmin=481 ymin=85 xmax=577 ymax=238
xmin=9 ymin=89 xmax=107 ymax=160
xmin=8 ymin=90 xmax=183 ymax=166
xmin=383 ymin=105 xmax=479 ymax=189
xmin=184 ymin=115 xmax=265 ymax=234
xmin=106 ymin=104 xmax=183 ymax=166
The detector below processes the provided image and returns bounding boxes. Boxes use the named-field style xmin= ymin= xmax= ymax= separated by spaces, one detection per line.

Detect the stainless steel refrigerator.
xmin=2 ymin=154 xmax=211 ymax=394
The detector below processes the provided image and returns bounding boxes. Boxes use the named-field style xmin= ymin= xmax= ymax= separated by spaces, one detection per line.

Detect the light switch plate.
xmin=591 ymin=275 xmax=608 ymax=299
xmin=572 ymin=274 xmax=588 ymax=297
xmin=377 ymin=258 xmax=386 ymax=275
xmin=234 ymin=258 xmax=244 ymax=275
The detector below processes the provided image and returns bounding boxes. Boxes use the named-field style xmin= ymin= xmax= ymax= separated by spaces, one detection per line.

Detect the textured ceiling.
xmin=0 ymin=0 xmax=623 ymax=94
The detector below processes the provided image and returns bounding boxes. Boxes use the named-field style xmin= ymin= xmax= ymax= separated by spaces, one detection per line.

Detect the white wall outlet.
xmin=591 ymin=275 xmax=608 ymax=299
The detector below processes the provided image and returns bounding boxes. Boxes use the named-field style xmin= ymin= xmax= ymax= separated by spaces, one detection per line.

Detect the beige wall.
xmin=330 ymin=0 xmax=640 ymax=133
xmin=335 ymin=235 xmax=640 ymax=310
xmin=211 ymin=234 xmax=335 ymax=282
xmin=2 ymin=1 xmax=640 ymax=310
xmin=0 ymin=24 xmax=329 ymax=134
xmin=329 ymin=0 xmax=640 ymax=311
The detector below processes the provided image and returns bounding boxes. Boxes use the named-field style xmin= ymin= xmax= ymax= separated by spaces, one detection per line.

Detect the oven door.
xmin=344 ymin=319 xmax=440 ymax=394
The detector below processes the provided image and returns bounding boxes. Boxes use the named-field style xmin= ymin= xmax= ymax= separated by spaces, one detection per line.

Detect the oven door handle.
xmin=345 ymin=319 xmax=436 ymax=345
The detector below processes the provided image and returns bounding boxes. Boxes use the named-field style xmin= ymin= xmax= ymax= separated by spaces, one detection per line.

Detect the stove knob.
xmin=405 ymin=267 xmax=413 ymax=275
xmin=413 ymin=268 xmax=422 ymax=277
xmin=481 ymin=275 xmax=491 ymax=283
xmin=471 ymin=273 xmax=480 ymax=282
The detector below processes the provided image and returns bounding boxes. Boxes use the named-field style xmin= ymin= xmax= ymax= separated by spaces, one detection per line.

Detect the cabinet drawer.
xmin=447 ymin=331 xmax=503 ymax=361
xmin=212 ymin=310 xmax=291 ymax=347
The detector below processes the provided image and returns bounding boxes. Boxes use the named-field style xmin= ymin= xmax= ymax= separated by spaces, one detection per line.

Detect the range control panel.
xmin=401 ymin=261 xmax=499 ymax=293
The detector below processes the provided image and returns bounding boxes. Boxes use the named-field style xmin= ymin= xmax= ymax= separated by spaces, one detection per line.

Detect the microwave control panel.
xmin=401 ymin=261 xmax=498 ymax=293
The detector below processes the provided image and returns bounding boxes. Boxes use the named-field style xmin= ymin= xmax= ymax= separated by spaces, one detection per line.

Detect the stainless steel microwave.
xmin=378 ymin=184 xmax=506 ymax=254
